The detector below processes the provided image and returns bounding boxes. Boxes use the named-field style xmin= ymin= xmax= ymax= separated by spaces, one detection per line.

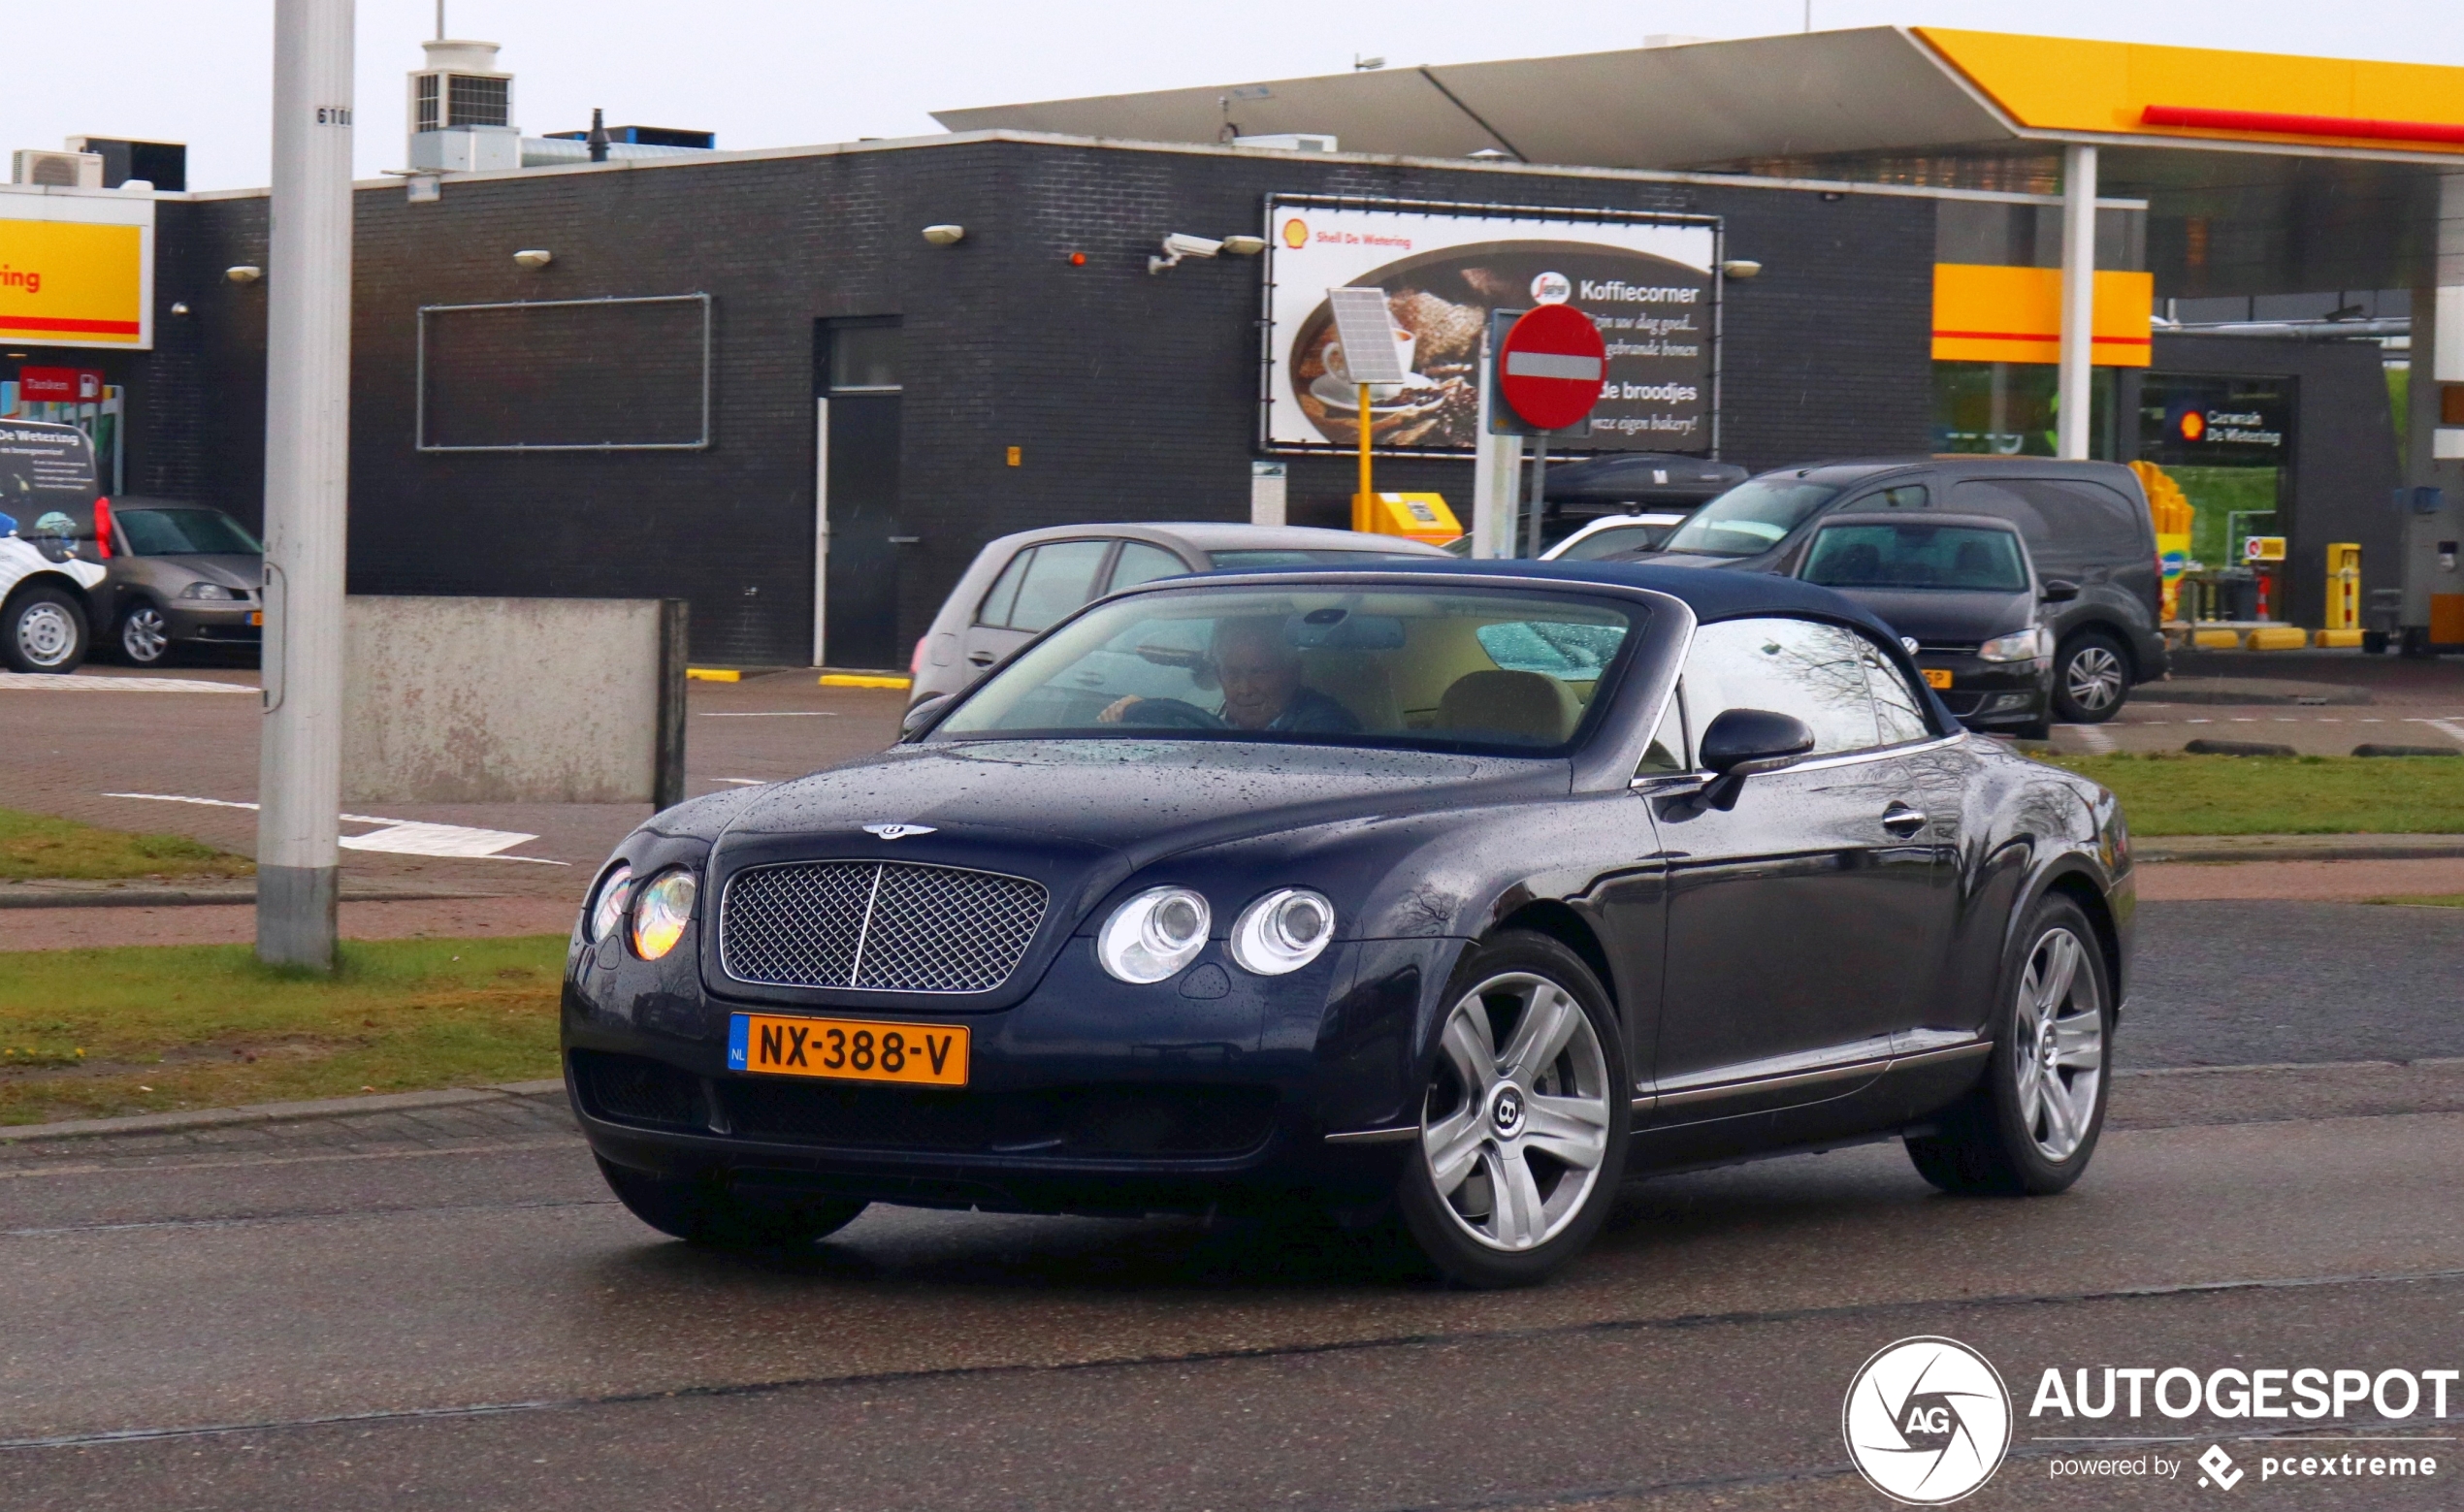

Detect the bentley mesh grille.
xmin=720 ymin=860 xmax=1046 ymax=993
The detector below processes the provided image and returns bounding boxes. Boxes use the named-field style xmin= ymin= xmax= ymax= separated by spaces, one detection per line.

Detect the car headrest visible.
xmin=1436 ymin=670 xmax=1579 ymax=745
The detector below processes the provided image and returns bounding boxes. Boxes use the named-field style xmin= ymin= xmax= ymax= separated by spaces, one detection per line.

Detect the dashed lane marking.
xmin=98 ymin=793 xmax=568 ymax=864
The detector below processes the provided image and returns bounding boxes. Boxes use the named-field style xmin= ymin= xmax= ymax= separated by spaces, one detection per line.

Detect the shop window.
xmin=1932 ymin=363 xmax=2118 ymax=460
xmin=828 ymin=324 xmax=901 ymax=394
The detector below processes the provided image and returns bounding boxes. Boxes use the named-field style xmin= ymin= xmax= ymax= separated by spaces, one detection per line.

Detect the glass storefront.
xmin=1932 ymin=363 xmax=2119 ymax=460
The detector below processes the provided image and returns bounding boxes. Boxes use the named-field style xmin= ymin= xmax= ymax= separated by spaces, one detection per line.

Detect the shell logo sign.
xmin=1281 ymin=217 xmax=1310 ymax=249
xmin=0 ymin=215 xmax=150 ymax=349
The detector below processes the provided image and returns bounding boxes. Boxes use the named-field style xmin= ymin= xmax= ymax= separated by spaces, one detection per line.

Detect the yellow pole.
xmin=1356 ymin=382 xmax=1374 ymax=531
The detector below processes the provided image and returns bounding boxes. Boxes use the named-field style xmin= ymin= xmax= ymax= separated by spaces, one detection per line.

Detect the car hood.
xmin=1817 ymin=586 xmax=2034 ymax=644
xmin=135 ymin=554 xmax=261 ymax=590
xmin=720 ymin=739 xmax=1560 ymax=865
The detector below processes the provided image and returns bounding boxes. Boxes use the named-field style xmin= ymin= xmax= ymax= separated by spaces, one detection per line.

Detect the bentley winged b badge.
xmin=861 ymin=823 xmax=936 ymax=841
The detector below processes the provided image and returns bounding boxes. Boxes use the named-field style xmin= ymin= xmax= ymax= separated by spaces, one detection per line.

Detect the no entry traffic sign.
xmin=1496 ymin=305 xmax=1607 ymax=432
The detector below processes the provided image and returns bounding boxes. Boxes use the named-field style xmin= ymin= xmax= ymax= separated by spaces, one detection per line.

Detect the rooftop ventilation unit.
xmin=1231 ymin=133 xmax=1338 ymax=153
xmin=64 ymin=137 xmax=187 ymax=191
xmin=10 ymin=149 xmax=104 ymax=187
xmin=408 ymin=39 xmax=514 ymax=136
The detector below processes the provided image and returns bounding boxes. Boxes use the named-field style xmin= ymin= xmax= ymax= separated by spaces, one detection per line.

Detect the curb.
xmin=2116 ymin=1056 xmax=2464 ymax=1078
xmin=2136 ymin=834 xmax=2464 ymax=864
xmin=0 ymin=883 xmax=501 ymax=911
xmin=0 ymin=1079 xmax=567 ymax=1144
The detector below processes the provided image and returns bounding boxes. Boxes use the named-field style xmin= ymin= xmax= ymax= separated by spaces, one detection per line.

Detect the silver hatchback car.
xmin=906 ymin=523 xmax=1449 ymax=709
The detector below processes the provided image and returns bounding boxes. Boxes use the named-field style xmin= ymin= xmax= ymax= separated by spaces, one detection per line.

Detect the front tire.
xmin=1394 ymin=931 xmax=1630 ymax=1287
xmin=118 ymin=602 xmax=172 ymax=666
xmin=2051 ymin=630 xmax=2128 ymax=724
xmin=1906 ymin=894 xmax=2112 ymax=1196
xmin=597 ymin=1157 xmax=868 ymax=1249
xmin=3 ymin=584 xmax=90 ymax=673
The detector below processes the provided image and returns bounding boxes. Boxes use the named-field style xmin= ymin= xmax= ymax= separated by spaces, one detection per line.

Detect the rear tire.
xmin=597 ymin=1157 xmax=868 ymax=1249
xmin=1906 ymin=894 xmax=2112 ymax=1196
xmin=1391 ymin=931 xmax=1629 ymax=1287
xmin=2051 ymin=630 xmax=2128 ymax=724
xmin=3 ymin=584 xmax=89 ymax=673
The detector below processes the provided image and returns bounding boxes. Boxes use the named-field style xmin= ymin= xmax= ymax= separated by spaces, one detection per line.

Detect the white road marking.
xmin=2187 ymin=718 xmax=2213 ymax=724
xmin=2058 ymin=724 xmax=2118 ymax=754
xmin=2427 ymin=720 xmax=2464 ymax=747
xmin=0 ymin=674 xmax=252 ymax=693
xmin=98 ymin=792 xmax=567 ymax=864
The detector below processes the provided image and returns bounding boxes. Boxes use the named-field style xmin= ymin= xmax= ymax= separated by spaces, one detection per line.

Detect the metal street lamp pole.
xmin=256 ymin=0 xmax=354 ymax=969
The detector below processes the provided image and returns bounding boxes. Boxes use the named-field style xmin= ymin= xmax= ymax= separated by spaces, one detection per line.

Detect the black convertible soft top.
xmin=1203 ymin=556 xmax=1901 ymax=638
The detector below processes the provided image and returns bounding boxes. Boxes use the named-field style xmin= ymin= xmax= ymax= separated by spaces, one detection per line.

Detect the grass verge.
xmin=2044 ymin=754 xmax=2464 ymax=836
xmin=1 ymin=805 xmax=251 ymax=883
xmin=0 ymin=935 xmax=563 ymax=1126
xmin=2372 ymin=895 xmax=2464 ymax=908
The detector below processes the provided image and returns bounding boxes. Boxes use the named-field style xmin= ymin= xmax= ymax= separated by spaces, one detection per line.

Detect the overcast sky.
xmin=6 ymin=2 xmax=2461 ymax=190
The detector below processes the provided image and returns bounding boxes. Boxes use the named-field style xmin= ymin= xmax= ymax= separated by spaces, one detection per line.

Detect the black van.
xmin=1654 ymin=457 xmax=2167 ymax=722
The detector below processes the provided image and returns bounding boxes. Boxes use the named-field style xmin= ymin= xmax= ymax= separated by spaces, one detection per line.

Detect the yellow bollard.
xmin=2324 ymin=542 xmax=2361 ymax=631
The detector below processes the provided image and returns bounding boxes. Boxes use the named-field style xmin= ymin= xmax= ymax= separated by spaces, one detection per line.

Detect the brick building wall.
xmin=145 ymin=136 xmax=1940 ymax=665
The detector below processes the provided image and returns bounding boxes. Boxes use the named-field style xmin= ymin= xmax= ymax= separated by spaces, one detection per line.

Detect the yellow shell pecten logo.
xmin=1281 ymin=217 xmax=1309 ymax=249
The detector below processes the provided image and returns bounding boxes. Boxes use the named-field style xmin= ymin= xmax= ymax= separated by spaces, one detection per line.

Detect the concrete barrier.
xmin=342 ymin=595 xmax=686 ymax=805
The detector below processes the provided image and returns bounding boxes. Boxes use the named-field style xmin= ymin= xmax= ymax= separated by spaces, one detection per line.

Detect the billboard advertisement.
xmin=0 ymin=189 xmax=154 ymax=350
xmin=1263 ymin=197 xmax=1717 ymax=456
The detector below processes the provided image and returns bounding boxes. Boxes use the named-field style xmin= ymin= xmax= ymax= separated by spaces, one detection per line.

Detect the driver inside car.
xmin=1098 ymin=616 xmax=1361 ymax=733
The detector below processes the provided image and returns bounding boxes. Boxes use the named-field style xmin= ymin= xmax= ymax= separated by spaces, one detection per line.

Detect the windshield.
xmin=1802 ymin=523 xmax=2027 ymax=593
xmin=1660 ymin=477 xmax=1843 ymax=557
xmin=114 ymin=508 xmax=261 ymax=556
xmin=935 ymin=584 xmax=1641 ymax=755
xmin=1208 ymin=548 xmax=1434 ymax=569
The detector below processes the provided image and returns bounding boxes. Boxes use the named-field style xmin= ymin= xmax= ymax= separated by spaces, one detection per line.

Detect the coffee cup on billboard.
xmin=1324 ymin=328 xmax=1417 ymax=389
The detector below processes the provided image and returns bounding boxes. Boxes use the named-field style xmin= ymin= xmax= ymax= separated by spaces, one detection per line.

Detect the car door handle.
xmin=967 ymin=652 xmax=995 ymax=666
xmin=1880 ymin=804 xmax=1928 ymax=836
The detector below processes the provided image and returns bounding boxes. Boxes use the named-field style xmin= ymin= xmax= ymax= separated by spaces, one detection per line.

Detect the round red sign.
xmin=1496 ymin=304 xmax=1607 ymax=432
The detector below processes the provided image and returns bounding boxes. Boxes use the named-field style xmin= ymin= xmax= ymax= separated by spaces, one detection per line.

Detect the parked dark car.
xmin=565 ymin=560 xmax=2130 ymax=1286
xmin=907 ymin=523 xmax=1448 ymax=708
xmin=1655 ymin=459 xmax=2166 ymax=723
xmin=1798 ymin=512 xmax=2057 ymax=739
xmin=89 ymin=499 xmax=263 ymax=665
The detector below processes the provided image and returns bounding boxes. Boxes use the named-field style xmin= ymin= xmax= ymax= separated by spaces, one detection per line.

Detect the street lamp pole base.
xmin=256 ymin=864 xmax=340 ymax=969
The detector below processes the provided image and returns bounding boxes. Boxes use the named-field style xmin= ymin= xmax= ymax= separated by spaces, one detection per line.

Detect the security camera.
xmin=1149 ymin=233 xmax=1226 ymax=273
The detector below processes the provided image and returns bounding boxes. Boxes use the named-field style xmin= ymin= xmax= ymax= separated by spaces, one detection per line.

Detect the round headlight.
xmin=1228 ymin=888 xmax=1336 ymax=976
xmin=1096 ymin=886 xmax=1212 ymax=983
xmin=587 ymin=863 xmax=632 ymax=943
xmin=630 ymin=868 xmax=697 ymax=960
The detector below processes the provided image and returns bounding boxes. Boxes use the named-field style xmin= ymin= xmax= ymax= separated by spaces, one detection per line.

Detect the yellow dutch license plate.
xmin=1923 ymin=668 xmax=1954 ymax=690
xmin=728 ymin=1013 xmax=968 ymax=1086
xmin=250 ymin=610 xmax=265 ymax=627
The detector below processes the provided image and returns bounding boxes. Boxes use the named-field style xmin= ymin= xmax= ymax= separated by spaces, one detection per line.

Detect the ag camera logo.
xmin=1843 ymin=1336 xmax=2013 ymax=1504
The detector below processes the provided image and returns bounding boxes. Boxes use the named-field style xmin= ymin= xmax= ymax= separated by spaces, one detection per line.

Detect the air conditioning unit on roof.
xmin=11 ymin=149 xmax=105 ymax=187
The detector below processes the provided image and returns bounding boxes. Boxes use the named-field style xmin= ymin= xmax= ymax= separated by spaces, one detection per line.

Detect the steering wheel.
xmin=1118 ymin=697 xmax=1226 ymax=729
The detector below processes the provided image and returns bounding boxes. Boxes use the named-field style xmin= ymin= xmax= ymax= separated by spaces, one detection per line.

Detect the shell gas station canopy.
xmin=937 ymin=26 xmax=2464 ymax=301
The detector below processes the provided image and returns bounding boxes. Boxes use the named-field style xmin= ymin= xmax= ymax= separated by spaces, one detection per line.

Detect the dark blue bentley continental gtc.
xmin=565 ymin=561 xmax=2130 ymax=1286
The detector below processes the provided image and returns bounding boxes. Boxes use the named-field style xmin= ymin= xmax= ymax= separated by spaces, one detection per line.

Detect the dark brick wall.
xmin=156 ymin=140 xmax=1940 ymax=665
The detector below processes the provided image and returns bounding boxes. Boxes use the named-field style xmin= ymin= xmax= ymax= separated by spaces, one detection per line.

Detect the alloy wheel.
xmin=2062 ymin=644 xmax=2124 ymax=714
xmin=1420 ymin=971 xmax=1612 ymax=1252
xmin=122 ymin=605 xmax=169 ymax=664
xmin=15 ymin=602 xmax=79 ymax=668
xmin=2012 ymin=926 xmax=2104 ymax=1162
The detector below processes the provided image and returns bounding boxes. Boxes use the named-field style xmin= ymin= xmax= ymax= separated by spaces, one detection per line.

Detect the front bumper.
xmin=1924 ymin=656 xmax=2050 ymax=730
xmin=165 ymin=601 xmax=262 ymax=645
xmin=561 ymin=926 xmax=1463 ymax=1215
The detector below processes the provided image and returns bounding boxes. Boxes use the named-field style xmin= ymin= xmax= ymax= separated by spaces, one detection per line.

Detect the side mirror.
xmin=899 ymin=692 xmax=953 ymax=741
xmin=2040 ymin=578 xmax=2081 ymax=603
xmin=1696 ymin=707 xmax=1815 ymax=811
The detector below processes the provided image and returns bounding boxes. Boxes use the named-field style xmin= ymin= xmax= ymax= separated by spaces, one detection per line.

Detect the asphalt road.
xmin=6 ymin=894 xmax=2464 ymax=1509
